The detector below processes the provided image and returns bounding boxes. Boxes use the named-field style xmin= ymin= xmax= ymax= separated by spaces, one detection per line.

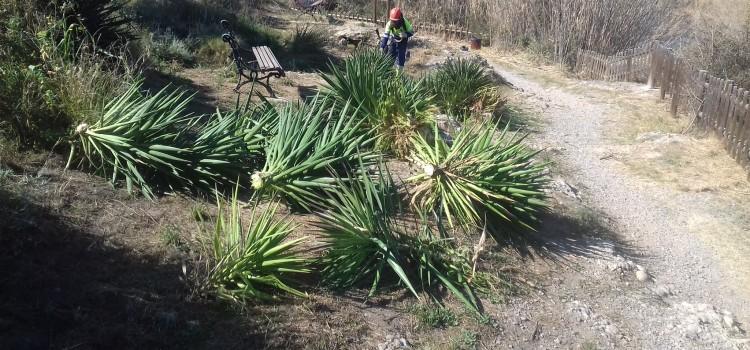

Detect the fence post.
xmin=670 ymin=59 xmax=682 ymax=117
xmin=647 ymin=47 xmax=657 ymax=89
xmin=626 ymin=56 xmax=633 ymax=82
xmin=696 ymin=70 xmax=708 ymax=126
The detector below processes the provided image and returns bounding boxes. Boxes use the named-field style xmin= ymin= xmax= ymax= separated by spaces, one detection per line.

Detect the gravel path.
xmin=486 ymin=61 xmax=749 ymax=349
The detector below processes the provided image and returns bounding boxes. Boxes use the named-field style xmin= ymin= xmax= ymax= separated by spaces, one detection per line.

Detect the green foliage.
xmin=251 ymin=99 xmax=378 ymax=211
xmin=317 ymin=164 xmax=480 ymax=312
xmin=207 ymin=188 xmax=309 ymax=302
xmin=413 ymin=305 xmax=458 ymax=329
xmin=196 ymin=37 xmax=231 ymax=66
xmin=0 ymin=4 xmax=132 ymax=149
xmin=67 ymin=82 xmax=251 ymax=199
xmin=424 ymin=58 xmax=504 ymax=120
xmin=321 ymin=49 xmax=435 ymax=158
xmin=150 ymin=31 xmax=197 ymax=67
xmin=64 ymin=0 xmax=134 ymax=48
xmin=452 ymin=330 xmax=479 ymax=350
xmin=408 ymin=122 xmax=548 ymax=238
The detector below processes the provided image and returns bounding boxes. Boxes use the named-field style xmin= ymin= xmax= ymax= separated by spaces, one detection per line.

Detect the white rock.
xmin=635 ymin=269 xmax=649 ymax=282
xmin=653 ymin=285 xmax=672 ymax=297
xmin=723 ymin=314 xmax=736 ymax=328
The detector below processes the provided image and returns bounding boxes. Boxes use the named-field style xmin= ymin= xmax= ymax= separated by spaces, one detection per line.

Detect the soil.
xmin=2 ymin=8 xmax=749 ymax=350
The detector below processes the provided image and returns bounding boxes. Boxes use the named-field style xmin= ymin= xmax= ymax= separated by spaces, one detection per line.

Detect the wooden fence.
xmin=575 ymin=44 xmax=750 ymax=174
xmin=575 ymin=43 xmax=652 ymax=82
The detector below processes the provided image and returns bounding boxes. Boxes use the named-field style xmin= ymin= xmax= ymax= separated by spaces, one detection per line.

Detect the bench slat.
xmin=252 ymin=46 xmax=282 ymax=72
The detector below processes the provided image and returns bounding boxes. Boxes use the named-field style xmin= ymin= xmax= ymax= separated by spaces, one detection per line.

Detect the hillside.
xmin=1 ymin=1 xmax=749 ymax=349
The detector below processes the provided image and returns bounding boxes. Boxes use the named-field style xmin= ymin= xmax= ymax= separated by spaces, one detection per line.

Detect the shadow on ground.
xmin=493 ymin=203 xmax=643 ymax=266
xmin=0 ymin=184 xmax=269 ymax=350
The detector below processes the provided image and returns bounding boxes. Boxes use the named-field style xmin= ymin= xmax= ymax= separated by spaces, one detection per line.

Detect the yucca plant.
xmin=251 ymin=98 xmax=378 ymax=210
xmin=424 ymin=58 xmax=504 ymax=120
xmin=207 ymin=187 xmax=309 ymax=302
xmin=320 ymin=49 xmax=435 ymax=158
xmin=67 ymin=82 xmax=196 ymax=199
xmin=317 ymin=164 xmax=480 ymax=312
xmin=408 ymin=122 xmax=548 ymax=238
xmin=184 ymin=110 xmax=253 ymax=191
xmin=67 ymin=82 xmax=252 ymax=198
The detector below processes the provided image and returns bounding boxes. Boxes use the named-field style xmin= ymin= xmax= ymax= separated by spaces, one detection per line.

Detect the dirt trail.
xmin=480 ymin=54 xmax=750 ymax=348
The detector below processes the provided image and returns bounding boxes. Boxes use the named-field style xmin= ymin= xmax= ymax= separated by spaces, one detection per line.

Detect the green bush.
xmin=283 ymin=25 xmax=330 ymax=70
xmin=0 ymin=4 xmax=132 ymax=149
xmin=424 ymin=58 xmax=504 ymax=120
xmin=67 ymin=82 xmax=251 ymax=199
xmin=150 ymin=31 xmax=197 ymax=67
xmin=250 ymin=98 xmax=378 ymax=211
xmin=196 ymin=37 xmax=231 ymax=66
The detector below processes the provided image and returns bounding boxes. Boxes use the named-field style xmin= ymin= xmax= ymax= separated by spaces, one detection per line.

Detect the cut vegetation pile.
xmin=1 ymin=0 xmax=548 ymax=322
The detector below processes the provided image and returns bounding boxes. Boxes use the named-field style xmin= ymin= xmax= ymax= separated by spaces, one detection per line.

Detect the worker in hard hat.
xmin=380 ymin=7 xmax=413 ymax=70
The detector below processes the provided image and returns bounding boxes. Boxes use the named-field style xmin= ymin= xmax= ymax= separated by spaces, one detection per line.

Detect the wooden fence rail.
xmin=575 ymin=44 xmax=750 ymax=175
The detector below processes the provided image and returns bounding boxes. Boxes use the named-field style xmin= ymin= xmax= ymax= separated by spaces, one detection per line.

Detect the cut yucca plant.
xmin=207 ymin=187 xmax=309 ymax=302
xmin=67 ymin=81 xmax=253 ymax=198
xmin=251 ymin=98 xmax=377 ymax=210
xmin=408 ymin=122 xmax=548 ymax=238
xmin=317 ymin=164 xmax=480 ymax=312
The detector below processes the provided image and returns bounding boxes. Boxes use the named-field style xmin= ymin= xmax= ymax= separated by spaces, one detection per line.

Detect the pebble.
xmin=635 ymin=269 xmax=649 ymax=282
xmin=722 ymin=314 xmax=736 ymax=328
xmin=652 ymin=285 xmax=672 ymax=297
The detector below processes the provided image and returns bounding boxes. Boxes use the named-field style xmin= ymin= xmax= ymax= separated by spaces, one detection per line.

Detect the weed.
xmin=161 ymin=226 xmax=183 ymax=248
xmin=192 ymin=204 xmax=210 ymax=222
xmin=451 ymin=330 xmax=479 ymax=350
xmin=413 ymin=305 xmax=458 ymax=329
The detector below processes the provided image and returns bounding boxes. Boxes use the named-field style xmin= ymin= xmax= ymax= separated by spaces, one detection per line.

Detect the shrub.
xmin=317 ymin=164 xmax=480 ymax=312
xmin=196 ymin=37 xmax=231 ymax=67
xmin=206 ymin=188 xmax=309 ymax=302
xmin=408 ymin=122 xmax=548 ymax=238
xmin=283 ymin=25 xmax=330 ymax=70
xmin=150 ymin=31 xmax=197 ymax=67
xmin=321 ymin=49 xmax=435 ymax=158
xmin=0 ymin=4 xmax=133 ymax=149
xmin=425 ymin=58 xmax=504 ymax=120
xmin=250 ymin=98 xmax=378 ymax=211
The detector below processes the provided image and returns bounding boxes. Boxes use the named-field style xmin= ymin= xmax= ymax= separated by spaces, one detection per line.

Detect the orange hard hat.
xmin=389 ymin=7 xmax=403 ymax=21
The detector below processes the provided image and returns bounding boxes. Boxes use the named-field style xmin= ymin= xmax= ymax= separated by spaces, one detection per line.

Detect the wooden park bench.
xmin=220 ymin=20 xmax=285 ymax=97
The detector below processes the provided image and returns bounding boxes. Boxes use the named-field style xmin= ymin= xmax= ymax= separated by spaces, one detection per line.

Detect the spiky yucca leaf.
xmin=185 ymin=110 xmax=252 ymax=189
xmin=408 ymin=122 xmax=548 ymax=237
xmin=320 ymin=49 xmax=395 ymax=116
xmin=67 ymin=82 xmax=253 ymax=198
xmin=208 ymin=187 xmax=309 ymax=302
xmin=317 ymin=164 xmax=480 ymax=312
xmin=251 ymin=99 xmax=377 ymax=210
xmin=67 ymin=82 xmax=196 ymax=199
xmin=424 ymin=58 xmax=504 ymax=119
xmin=320 ymin=49 xmax=435 ymax=158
